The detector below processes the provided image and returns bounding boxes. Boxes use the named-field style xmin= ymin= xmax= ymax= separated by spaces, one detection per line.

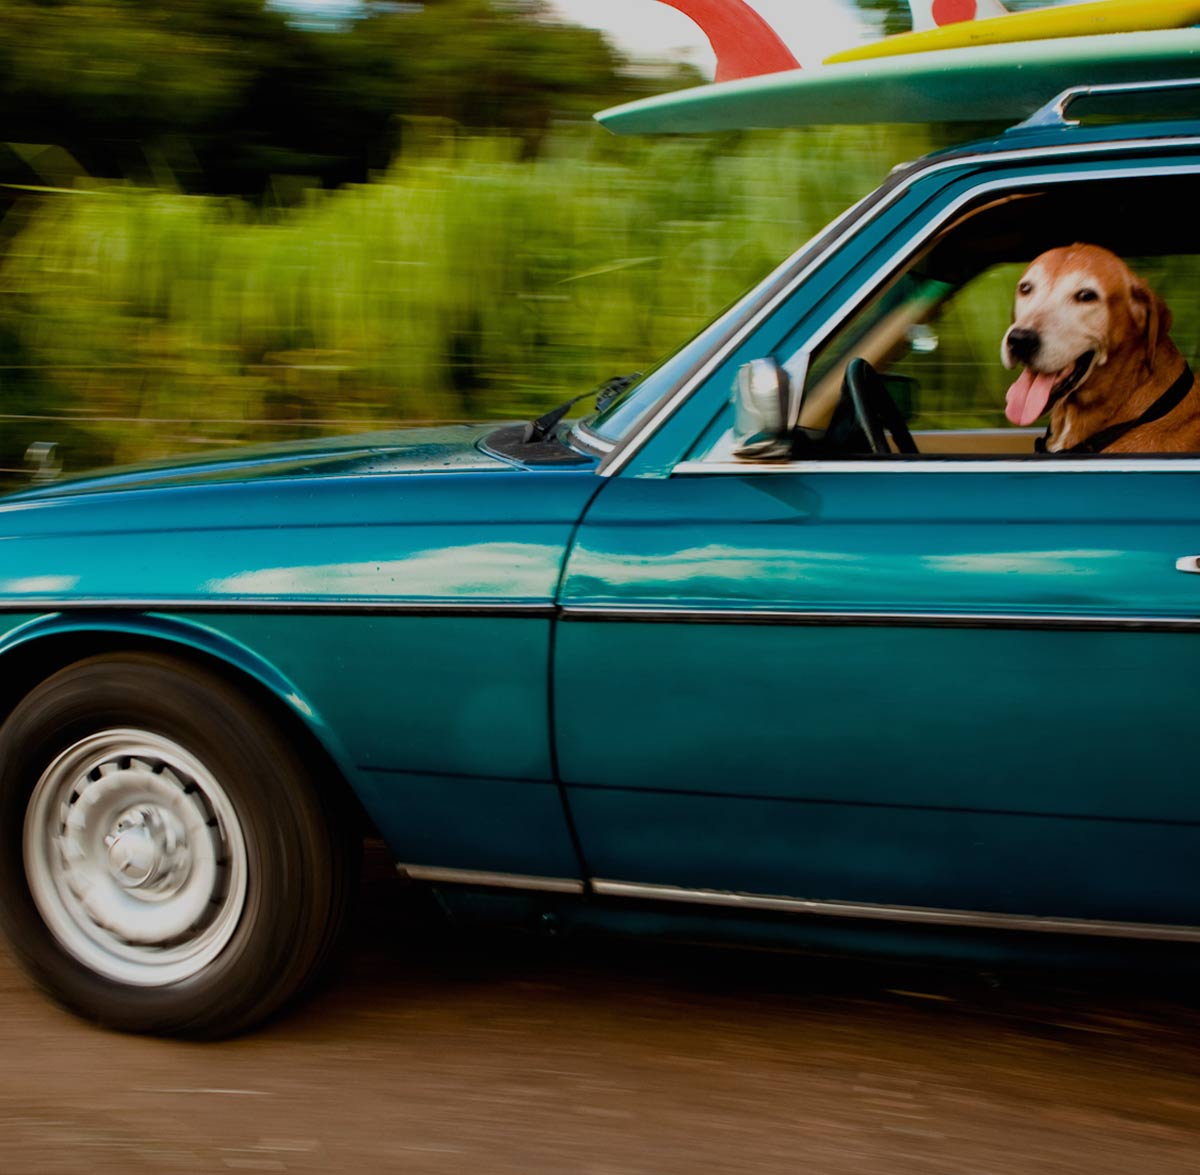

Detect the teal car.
xmin=4 ymin=69 xmax=1200 ymax=1037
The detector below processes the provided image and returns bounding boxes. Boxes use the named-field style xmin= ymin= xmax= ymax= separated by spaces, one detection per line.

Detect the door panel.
xmin=558 ymin=620 xmax=1200 ymax=821
xmin=555 ymin=468 xmax=1200 ymax=922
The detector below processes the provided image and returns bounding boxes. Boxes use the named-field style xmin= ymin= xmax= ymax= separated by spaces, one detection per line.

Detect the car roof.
xmin=910 ymin=116 xmax=1200 ymax=170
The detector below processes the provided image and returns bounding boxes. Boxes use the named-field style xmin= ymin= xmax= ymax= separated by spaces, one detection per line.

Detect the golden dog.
xmin=1002 ymin=244 xmax=1200 ymax=453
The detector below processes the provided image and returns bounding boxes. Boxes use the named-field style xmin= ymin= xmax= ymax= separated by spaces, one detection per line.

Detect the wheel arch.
xmin=0 ymin=612 xmax=370 ymax=833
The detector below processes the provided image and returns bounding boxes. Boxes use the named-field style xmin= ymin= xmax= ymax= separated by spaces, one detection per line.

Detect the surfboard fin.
xmin=653 ymin=0 xmax=800 ymax=81
xmin=907 ymin=0 xmax=1011 ymax=33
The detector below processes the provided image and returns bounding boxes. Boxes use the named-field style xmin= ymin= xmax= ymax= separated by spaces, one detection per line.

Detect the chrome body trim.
xmin=559 ymin=606 xmax=1200 ymax=632
xmin=591 ymin=880 xmax=1200 ymax=943
xmin=0 ymin=598 xmax=557 ymax=617
xmin=398 ymin=864 xmax=584 ymax=894
xmin=11 ymin=597 xmax=1197 ymax=630
xmin=674 ymin=457 xmax=1200 ymax=475
xmin=388 ymin=867 xmax=1200 ymax=940
xmin=597 ymin=137 xmax=1200 ymax=479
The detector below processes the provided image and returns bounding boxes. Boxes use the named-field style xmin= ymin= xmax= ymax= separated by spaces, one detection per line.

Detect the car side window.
xmin=884 ymin=262 xmax=1027 ymax=431
xmin=784 ymin=170 xmax=1200 ymax=457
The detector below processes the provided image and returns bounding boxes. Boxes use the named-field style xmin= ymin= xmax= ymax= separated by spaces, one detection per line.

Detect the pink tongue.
xmin=1006 ymin=369 xmax=1057 ymax=426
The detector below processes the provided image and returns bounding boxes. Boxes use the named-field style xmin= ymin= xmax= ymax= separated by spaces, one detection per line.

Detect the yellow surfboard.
xmin=824 ymin=0 xmax=1200 ymax=65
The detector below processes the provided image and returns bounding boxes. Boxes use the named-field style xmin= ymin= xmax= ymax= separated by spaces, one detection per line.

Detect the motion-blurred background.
xmin=0 ymin=0 xmax=1049 ymax=480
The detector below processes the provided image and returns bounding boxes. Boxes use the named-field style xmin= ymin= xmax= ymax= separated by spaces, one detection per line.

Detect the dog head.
xmin=1002 ymin=243 xmax=1170 ymax=426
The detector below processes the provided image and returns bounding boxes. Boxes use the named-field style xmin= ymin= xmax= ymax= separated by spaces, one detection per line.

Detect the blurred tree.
xmin=0 ymin=0 xmax=652 ymax=194
xmin=353 ymin=0 xmax=625 ymax=156
xmin=0 ymin=1 xmax=266 ymax=174
xmin=851 ymin=0 xmax=1070 ymax=36
xmin=853 ymin=0 xmax=910 ymax=36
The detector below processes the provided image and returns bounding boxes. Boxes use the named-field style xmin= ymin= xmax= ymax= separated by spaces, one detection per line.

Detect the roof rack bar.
xmin=1013 ymin=76 xmax=1200 ymax=131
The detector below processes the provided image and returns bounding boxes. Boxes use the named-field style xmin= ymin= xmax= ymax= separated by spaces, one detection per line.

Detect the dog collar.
xmin=1035 ymin=363 xmax=1196 ymax=455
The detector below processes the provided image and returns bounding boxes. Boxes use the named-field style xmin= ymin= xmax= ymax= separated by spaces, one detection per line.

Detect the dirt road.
xmin=3 ymin=853 xmax=1200 ymax=1175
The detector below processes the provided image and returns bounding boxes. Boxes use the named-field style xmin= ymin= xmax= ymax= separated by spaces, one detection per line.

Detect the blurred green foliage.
xmin=0 ymin=0 xmax=1083 ymax=480
xmin=0 ymin=125 xmax=928 ymax=473
xmin=0 ymin=0 xmax=687 ymax=195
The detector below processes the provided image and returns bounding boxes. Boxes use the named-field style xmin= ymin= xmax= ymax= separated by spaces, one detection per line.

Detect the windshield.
xmin=579 ymin=189 xmax=882 ymax=448
xmin=581 ymin=308 xmax=741 ymax=444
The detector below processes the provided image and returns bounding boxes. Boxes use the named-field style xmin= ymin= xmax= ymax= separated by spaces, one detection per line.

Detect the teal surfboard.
xmin=596 ymin=29 xmax=1200 ymax=133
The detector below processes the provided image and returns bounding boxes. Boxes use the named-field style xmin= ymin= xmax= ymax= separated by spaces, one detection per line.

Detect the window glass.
xmin=887 ymin=262 xmax=1025 ymax=431
xmin=585 ymin=189 xmax=886 ymax=446
xmin=785 ymin=171 xmax=1200 ymax=456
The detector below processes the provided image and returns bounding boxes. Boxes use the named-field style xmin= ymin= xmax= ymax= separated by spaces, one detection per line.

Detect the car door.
xmin=556 ymin=462 xmax=1200 ymax=929
xmin=554 ymin=151 xmax=1200 ymax=934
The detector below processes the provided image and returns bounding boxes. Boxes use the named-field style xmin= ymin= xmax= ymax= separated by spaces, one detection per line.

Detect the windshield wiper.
xmin=522 ymin=372 xmax=642 ymax=444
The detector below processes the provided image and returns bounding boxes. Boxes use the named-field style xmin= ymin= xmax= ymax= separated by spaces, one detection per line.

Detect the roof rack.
xmin=1013 ymin=76 xmax=1200 ymax=131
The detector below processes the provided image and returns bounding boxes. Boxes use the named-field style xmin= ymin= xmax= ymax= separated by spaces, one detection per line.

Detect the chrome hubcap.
xmin=24 ymin=730 xmax=248 ymax=986
xmin=105 ymin=804 xmax=191 ymax=892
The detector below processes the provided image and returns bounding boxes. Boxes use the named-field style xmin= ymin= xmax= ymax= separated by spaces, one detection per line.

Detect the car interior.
xmin=785 ymin=171 xmax=1200 ymax=458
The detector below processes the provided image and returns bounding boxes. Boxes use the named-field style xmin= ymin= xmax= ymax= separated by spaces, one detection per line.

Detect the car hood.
xmin=6 ymin=424 xmax=513 ymax=502
xmin=0 ymin=422 xmax=601 ymax=607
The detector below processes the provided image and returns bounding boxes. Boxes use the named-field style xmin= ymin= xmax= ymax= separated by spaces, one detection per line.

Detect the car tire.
xmin=0 ymin=651 xmax=356 ymax=1038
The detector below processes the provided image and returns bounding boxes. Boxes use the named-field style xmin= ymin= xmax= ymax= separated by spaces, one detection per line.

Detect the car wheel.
xmin=0 ymin=652 xmax=355 ymax=1037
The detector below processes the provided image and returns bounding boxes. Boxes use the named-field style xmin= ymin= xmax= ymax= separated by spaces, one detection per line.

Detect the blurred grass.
xmin=0 ymin=124 xmax=928 ymax=473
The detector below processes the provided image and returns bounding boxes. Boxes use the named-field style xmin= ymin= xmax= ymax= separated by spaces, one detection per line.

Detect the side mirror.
xmin=732 ymin=356 xmax=804 ymax=459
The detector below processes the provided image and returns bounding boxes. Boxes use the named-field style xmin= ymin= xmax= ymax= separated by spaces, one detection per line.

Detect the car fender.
xmin=0 ymin=610 xmax=358 ymax=788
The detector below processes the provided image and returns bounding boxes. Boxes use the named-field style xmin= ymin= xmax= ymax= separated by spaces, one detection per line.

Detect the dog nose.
xmin=1006 ymin=327 xmax=1040 ymax=364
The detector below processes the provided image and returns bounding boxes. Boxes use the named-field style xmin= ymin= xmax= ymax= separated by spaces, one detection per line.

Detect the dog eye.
xmin=1074 ymin=288 xmax=1099 ymax=303
xmin=1018 ymin=281 xmax=1033 ymax=296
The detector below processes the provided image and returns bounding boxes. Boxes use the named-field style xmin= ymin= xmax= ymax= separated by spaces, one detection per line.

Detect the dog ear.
xmin=1130 ymin=280 xmax=1172 ymax=370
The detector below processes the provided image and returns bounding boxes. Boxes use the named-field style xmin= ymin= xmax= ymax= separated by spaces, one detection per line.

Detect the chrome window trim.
xmin=590 ymin=880 xmax=1200 ymax=943
xmin=595 ymin=135 xmax=1200 ymax=479
xmin=571 ymin=422 xmax=615 ymax=454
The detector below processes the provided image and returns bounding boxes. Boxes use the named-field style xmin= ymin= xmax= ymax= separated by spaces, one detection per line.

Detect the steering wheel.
xmin=843 ymin=358 xmax=918 ymax=455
